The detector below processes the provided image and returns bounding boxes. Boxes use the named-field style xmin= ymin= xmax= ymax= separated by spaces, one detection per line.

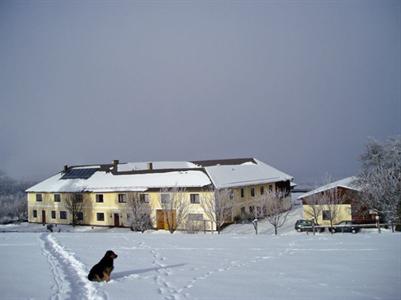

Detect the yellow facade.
xmin=230 ymin=183 xmax=292 ymax=218
xmin=303 ymin=204 xmax=352 ymax=225
xmin=27 ymin=191 xmax=216 ymax=230
xmin=27 ymin=182 xmax=291 ymax=231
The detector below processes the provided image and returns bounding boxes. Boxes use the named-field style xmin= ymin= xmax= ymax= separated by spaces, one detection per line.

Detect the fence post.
xmin=376 ymin=215 xmax=381 ymax=233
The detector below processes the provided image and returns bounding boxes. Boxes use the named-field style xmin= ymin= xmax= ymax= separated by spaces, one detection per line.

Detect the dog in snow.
xmin=87 ymin=250 xmax=118 ymax=282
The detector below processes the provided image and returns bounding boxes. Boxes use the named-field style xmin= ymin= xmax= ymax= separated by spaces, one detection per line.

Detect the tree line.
xmin=0 ymin=171 xmax=34 ymax=223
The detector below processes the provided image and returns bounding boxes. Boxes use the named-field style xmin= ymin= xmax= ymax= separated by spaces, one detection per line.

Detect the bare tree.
xmin=13 ymin=197 xmax=28 ymax=221
xmin=263 ymin=191 xmax=291 ymax=235
xmin=160 ymin=187 xmax=190 ymax=233
xmin=201 ymin=188 xmax=234 ymax=234
xmin=302 ymin=192 xmax=324 ymax=225
xmin=64 ymin=193 xmax=84 ymax=226
xmin=301 ymin=192 xmax=326 ymax=235
xmin=321 ymin=186 xmax=342 ymax=233
xmin=127 ymin=192 xmax=151 ymax=232
xmin=357 ymin=136 xmax=401 ymax=231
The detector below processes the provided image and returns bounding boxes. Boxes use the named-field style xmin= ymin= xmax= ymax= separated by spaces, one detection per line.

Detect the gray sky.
xmin=0 ymin=0 xmax=400 ymax=183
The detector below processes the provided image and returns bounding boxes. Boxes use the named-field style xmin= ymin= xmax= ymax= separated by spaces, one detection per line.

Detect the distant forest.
xmin=0 ymin=170 xmax=35 ymax=223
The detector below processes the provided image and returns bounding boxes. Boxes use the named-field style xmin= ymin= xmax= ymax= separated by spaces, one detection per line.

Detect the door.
xmin=42 ymin=210 xmax=46 ymax=224
xmin=114 ymin=213 xmax=120 ymax=227
xmin=156 ymin=210 xmax=165 ymax=229
xmin=156 ymin=210 xmax=176 ymax=230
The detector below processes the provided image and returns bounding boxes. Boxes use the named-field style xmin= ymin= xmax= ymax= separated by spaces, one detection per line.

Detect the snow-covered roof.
xmin=117 ymin=161 xmax=199 ymax=172
xmin=204 ymin=159 xmax=293 ymax=189
xmin=26 ymin=169 xmax=211 ymax=193
xmin=297 ymin=176 xmax=361 ymax=199
xmin=26 ymin=158 xmax=294 ymax=193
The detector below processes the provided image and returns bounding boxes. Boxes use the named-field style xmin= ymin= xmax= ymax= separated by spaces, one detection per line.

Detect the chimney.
xmin=112 ymin=160 xmax=119 ymax=171
xmin=63 ymin=165 xmax=68 ymax=172
xmin=148 ymin=162 xmax=153 ymax=170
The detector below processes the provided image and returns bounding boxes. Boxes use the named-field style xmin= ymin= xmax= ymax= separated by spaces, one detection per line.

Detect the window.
xmin=269 ymin=185 xmax=273 ymax=192
xmin=229 ymin=190 xmax=234 ymax=199
xmin=118 ymin=194 xmax=126 ymax=203
xmin=188 ymin=213 xmax=203 ymax=221
xmin=96 ymin=194 xmax=104 ymax=203
xmin=76 ymin=212 xmax=83 ymax=221
xmin=36 ymin=194 xmax=43 ymax=202
xmin=33 ymin=210 xmax=37 ymax=218
xmin=51 ymin=211 xmax=56 ymax=219
xmin=260 ymin=186 xmax=264 ymax=195
xmin=60 ymin=211 xmax=67 ymax=219
xmin=190 ymin=194 xmax=200 ymax=204
xmin=161 ymin=193 xmax=170 ymax=204
xmin=241 ymin=188 xmax=244 ymax=198
xmin=322 ymin=210 xmax=331 ymax=221
xmin=257 ymin=206 xmax=262 ymax=217
xmin=140 ymin=194 xmax=149 ymax=203
xmin=251 ymin=188 xmax=255 ymax=197
xmin=75 ymin=194 xmax=83 ymax=202
xmin=240 ymin=207 xmax=246 ymax=216
xmin=97 ymin=212 xmax=105 ymax=221
xmin=54 ymin=194 xmax=61 ymax=202
xmin=249 ymin=206 xmax=255 ymax=214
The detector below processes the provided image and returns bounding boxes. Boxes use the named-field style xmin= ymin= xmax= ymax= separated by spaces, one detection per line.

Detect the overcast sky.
xmin=0 ymin=0 xmax=400 ymax=183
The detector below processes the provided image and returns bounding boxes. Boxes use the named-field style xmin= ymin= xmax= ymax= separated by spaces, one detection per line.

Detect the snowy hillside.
xmin=0 ymin=229 xmax=400 ymax=300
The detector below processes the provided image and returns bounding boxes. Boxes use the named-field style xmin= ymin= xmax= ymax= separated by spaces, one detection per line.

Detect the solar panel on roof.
xmin=61 ymin=168 xmax=98 ymax=180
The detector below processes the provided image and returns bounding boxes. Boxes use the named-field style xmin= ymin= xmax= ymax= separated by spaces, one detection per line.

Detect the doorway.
xmin=156 ymin=210 xmax=176 ymax=230
xmin=114 ymin=213 xmax=120 ymax=227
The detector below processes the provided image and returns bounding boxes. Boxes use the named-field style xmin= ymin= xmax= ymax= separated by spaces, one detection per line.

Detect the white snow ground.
xmin=0 ymin=224 xmax=400 ymax=300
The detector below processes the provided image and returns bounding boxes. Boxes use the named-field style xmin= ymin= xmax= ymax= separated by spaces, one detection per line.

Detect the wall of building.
xmin=27 ymin=190 xmax=215 ymax=230
xmin=301 ymin=187 xmax=362 ymax=225
xmin=303 ymin=204 xmax=352 ymax=225
xmin=230 ymin=182 xmax=292 ymax=219
xmin=27 ymin=181 xmax=292 ymax=231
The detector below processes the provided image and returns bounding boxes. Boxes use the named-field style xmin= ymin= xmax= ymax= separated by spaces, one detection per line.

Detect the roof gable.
xmin=298 ymin=176 xmax=361 ymax=199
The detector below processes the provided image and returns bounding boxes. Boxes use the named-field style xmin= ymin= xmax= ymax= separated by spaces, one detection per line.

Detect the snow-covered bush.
xmin=357 ymin=136 xmax=401 ymax=230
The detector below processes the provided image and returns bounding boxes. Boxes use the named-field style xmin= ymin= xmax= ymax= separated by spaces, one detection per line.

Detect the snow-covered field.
xmin=0 ymin=225 xmax=400 ymax=300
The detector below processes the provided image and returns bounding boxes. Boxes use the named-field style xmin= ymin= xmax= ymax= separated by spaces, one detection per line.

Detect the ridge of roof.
xmin=191 ymin=158 xmax=256 ymax=167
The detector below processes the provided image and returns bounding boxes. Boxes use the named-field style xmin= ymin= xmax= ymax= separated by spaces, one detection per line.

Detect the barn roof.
xmin=26 ymin=158 xmax=293 ymax=193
